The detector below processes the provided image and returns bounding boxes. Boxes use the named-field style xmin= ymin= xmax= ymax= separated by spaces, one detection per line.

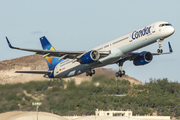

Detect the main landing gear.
xmin=115 ymin=70 xmax=125 ymax=77
xmin=115 ymin=60 xmax=125 ymax=77
xmin=157 ymin=39 xmax=164 ymax=53
xmin=86 ymin=69 xmax=95 ymax=76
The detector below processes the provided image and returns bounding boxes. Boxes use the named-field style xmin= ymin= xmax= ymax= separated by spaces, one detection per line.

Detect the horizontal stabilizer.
xmin=15 ymin=70 xmax=52 ymax=74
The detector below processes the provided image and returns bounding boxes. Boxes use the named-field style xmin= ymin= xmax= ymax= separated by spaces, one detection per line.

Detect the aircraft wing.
xmin=120 ymin=42 xmax=173 ymax=61
xmin=15 ymin=70 xmax=52 ymax=74
xmin=6 ymin=37 xmax=109 ymax=59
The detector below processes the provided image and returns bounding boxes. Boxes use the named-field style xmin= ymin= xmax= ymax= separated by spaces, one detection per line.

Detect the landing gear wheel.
xmin=122 ymin=70 xmax=125 ymax=75
xmin=119 ymin=74 xmax=122 ymax=77
xmin=160 ymin=49 xmax=163 ymax=53
xmin=157 ymin=49 xmax=163 ymax=53
xmin=86 ymin=69 xmax=95 ymax=76
xmin=118 ymin=71 xmax=122 ymax=77
xmin=86 ymin=72 xmax=89 ymax=76
xmin=115 ymin=71 xmax=125 ymax=77
xmin=92 ymin=70 xmax=95 ymax=74
xmin=115 ymin=72 xmax=122 ymax=77
xmin=115 ymin=72 xmax=119 ymax=77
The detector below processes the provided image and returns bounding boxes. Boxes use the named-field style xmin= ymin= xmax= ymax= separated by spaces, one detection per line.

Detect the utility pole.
xmin=32 ymin=102 xmax=42 ymax=120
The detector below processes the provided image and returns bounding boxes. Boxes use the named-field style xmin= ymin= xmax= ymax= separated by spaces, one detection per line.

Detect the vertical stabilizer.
xmin=40 ymin=36 xmax=61 ymax=70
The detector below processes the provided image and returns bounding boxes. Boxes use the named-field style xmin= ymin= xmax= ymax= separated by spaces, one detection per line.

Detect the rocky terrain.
xmin=0 ymin=54 xmax=143 ymax=85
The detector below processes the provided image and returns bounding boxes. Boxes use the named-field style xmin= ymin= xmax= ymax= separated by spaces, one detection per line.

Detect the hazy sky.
xmin=1 ymin=1 xmax=180 ymax=83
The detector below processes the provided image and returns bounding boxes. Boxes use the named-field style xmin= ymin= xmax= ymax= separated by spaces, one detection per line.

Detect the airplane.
xmin=6 ymin=21 xmax=174 ymax=78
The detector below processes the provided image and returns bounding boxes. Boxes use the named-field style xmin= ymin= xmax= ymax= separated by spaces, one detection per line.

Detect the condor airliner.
xmin=6 ymin=21 xmax=174 ymax=78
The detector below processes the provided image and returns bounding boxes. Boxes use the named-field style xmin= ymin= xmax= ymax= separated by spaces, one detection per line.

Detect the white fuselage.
xmin=53 ymin=21 xmax=174 ymax=78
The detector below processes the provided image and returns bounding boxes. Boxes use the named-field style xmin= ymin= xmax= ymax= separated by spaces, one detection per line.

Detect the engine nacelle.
xmin=80 ymin=50 xmax=100 ymax=64
xmin=133 ymin=51 xmax=153 ymax=66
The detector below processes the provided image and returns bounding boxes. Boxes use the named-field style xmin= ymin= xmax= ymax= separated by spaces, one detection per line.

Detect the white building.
xmin=95 ymin=109 xmax=132 ymax=117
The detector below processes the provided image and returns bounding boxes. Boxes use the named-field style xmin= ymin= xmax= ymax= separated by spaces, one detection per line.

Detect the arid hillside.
xmin=0 ymin=54 xmax=143 ymax=84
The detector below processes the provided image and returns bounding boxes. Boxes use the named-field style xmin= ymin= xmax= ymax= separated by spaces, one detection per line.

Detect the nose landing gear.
xmin=157 ymin=39 xmax=164 ymax=53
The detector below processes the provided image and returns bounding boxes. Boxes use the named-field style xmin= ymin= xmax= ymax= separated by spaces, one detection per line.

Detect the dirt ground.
xmin=0 ymin=111 xmax=67 ymax=120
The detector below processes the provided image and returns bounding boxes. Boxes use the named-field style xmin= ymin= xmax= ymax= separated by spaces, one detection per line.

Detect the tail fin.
xmin=40 ymin=36 xmax=61 ymax=70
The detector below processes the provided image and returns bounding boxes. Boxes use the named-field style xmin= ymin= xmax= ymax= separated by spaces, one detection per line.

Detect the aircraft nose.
xmin=168 ymin=26 xmax=175 ymax=35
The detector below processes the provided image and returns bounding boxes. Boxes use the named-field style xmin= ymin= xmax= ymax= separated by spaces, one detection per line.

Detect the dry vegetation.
xmin=0 ymin=55 xmax=180 ymax=118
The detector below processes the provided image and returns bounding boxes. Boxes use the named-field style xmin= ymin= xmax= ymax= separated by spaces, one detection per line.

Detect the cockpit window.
xmin=165 ymin=24 xmax=172 ymax=26
xmin=159 ymin=23 xmax=172 ymax=27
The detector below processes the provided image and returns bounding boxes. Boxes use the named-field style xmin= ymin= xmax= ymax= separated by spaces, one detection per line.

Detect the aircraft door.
xmin=151 ymin=25 xmax=156 ymax=33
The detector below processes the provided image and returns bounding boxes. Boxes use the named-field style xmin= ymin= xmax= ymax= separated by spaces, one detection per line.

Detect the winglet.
xmin=6 ymin=37 xmax=14 ymax=49
xmin=168 ymin=42 xmax=173 ymax=53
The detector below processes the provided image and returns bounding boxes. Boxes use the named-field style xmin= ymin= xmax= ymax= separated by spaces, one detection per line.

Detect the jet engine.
xmin=80 ymin=50 xmax=100 ymax=64
xmin=133 ymin=51 xmax=153 ymax=66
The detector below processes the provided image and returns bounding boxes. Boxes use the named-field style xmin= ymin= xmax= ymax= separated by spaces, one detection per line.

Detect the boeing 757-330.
xmin=6 ymin=21 xmax=174 ymax=78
